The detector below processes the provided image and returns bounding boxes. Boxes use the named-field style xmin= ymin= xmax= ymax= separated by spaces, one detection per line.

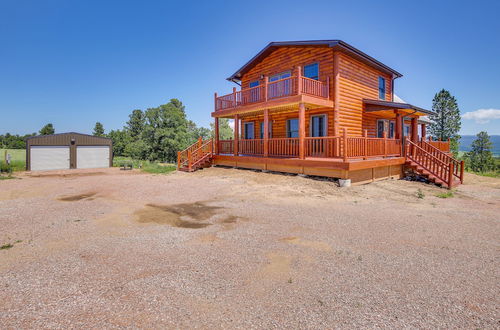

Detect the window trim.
xmin=309 ymin=114 xmax=328 ymax=137
xmin=259 ymin=121 xmax=273 ymax=139
xmin=286 ymin=118 xmax=299 ymax=138
xmin=303 ymin=62 xmax=320 ymax=80
xmin=243 ymin=121 xmax=255 ymax=139
xmin=249 ymin=80 xmax=260 ymax=88
xmin=269 ymin=70 xmax=292 ymax=82
xmin=378 ymin=76 xmax=386 ymax=100
xmin=376 ymin=119 xmax=395 ymax=138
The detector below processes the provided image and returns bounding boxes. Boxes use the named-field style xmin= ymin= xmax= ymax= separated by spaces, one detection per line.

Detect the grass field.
xmin=0 ymin=149 xmax=26 ymax=172
xmin=113 ymin=156 xmax=176 ymax=174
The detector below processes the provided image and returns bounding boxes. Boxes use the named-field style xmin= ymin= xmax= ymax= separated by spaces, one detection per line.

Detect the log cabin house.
xmin=178 ymin=40 xmax=463 ymax=188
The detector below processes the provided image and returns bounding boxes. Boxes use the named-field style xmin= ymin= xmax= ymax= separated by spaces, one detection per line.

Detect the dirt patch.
xmin=280 ymin=236 xmax=332 ymax=252
xmin=30 ymin=172 xmax=108 ymax=178
xmin=134 ymin=203 xmax=218 ymax=228
xmin=58 ymin=192 xmax=97 ymax=202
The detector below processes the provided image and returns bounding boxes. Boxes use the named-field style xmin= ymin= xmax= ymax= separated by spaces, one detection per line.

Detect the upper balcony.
xmin=213 ymin=75 xmax=333 ymax=117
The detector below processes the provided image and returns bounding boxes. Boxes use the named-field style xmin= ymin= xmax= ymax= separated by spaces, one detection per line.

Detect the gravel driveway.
xmin=1 ymin=167 xmax=499 ymax=328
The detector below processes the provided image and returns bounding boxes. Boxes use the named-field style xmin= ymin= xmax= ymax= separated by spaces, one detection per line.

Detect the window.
xmin=244 ymin=122 xmax=254 ymax=139
xmin=286 ymin=119 xmax=299 ymax=138
xmin=269 ymin=71 xmax=291 ymax=82
xmin=310 ymin=115 xmax=326 ymax=137
xmin=389 ymin=121 xmax=395 ymax=138
xmin=259 ymin=121 xmax=272 ymax=139
xmin=303 ymin=63 xmax=319 ymax=80
xmin=378 ymin=76 xmax=386 ymax=100
xmin=404 ymin=124 xmax=410 ymax=137
xmin=377 ymin=120 xmax=385 ymax=138
xmin=249 ymin=80 xmax=259 ymax=88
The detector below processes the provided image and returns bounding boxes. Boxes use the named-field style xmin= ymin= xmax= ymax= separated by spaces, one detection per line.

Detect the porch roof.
xmin=363 ymin=99 xmax=435 ymax=117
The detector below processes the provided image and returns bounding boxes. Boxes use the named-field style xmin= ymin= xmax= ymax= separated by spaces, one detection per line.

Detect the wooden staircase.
xmin=405 ymin=138 xmax=464 ymax=189
xmin=177 ymin=138 xmax=214 ymax=172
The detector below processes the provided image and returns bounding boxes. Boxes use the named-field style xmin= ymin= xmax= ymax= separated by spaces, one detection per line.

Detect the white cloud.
xmin=462 ymin=108 xmax=500 ymax=124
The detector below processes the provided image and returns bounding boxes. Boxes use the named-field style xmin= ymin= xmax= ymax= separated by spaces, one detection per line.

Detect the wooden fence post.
xmin=448 ymin=162 xmax=454 ymax=189
xmin=383 ymin=131 xmax=387 ymax=158
xmin=343 ymin=128 xmax=348 ymax=162
xmin=363 ymin=129 xmax=368 ymax=160
xmin=460 ymin=160 xmax=464 ymax=184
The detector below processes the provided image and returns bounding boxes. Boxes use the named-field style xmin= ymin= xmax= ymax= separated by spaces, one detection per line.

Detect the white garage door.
xmin=77 ymin=146 xmax=110 ymax=169
xmin=30 ymin=146 xmax=70 ymax=171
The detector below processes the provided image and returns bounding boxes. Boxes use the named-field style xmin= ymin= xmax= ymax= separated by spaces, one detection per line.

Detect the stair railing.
xmin=418 ymin=139 xmax=464 ymax=183
xmin=405 ymin=138 xmax=455 ymax=188
xmin=177 ymin=138 xmax=213 ymax=170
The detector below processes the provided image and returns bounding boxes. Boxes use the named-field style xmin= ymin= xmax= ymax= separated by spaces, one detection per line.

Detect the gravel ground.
xmin=0 ymin=167 xmax=499 ymax=329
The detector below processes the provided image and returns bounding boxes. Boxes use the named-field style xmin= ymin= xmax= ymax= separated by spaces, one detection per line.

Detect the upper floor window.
xmin=249 ymin=80 xmax=259 ymax=88
xmin=244 ymin=122 xmax=254 ymax=139
xmin=304 ymin=63 xmax=319 ymax=80
xmin=269 ymin=71 xmax=291 ymax=82
xmin=378 ymin=76 xmax=386 ymax=100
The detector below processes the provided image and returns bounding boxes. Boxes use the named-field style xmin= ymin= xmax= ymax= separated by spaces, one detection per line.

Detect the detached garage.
xmin=26 ymin=133 xmax=112 ymax=171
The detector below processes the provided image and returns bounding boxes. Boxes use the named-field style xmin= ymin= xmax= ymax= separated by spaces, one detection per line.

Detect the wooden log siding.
xmin=337 ymin=52 xmax=392 ymax=136
xmin=241 ymin=46 xmax=334 ymax=99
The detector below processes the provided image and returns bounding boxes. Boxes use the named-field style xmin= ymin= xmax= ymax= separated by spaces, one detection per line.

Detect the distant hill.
xmin=459 ymin=135 xmax=500 ymax=156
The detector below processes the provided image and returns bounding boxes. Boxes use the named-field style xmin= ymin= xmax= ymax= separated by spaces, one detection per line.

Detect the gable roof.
xmin=227 ymin=40 xmax=403 ymax=83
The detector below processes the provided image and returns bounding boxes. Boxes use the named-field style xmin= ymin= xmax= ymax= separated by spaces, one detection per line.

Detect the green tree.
xmin=126 ymin=109 xmax=145 ymax=139
xmin=141 ymin=99 xmax=191 ymax=162
xmin=107 ymin=129 xmax=131 ymax=156
xmin=466 ymin=131 xmax=495 ymax=172
xmin=39 ymin=123 xmax=55 ymax=135
xmin=93 ymin=122 xmax=105 ymax=137
xmin=428 ymin=89 xmax=461 ymax=155
xmin=187 ymin=120 xmax=211 ymax=143
xmin=210 ymin=118 xmax=233 ymax=140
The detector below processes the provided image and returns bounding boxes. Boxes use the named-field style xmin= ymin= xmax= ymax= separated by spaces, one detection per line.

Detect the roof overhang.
xmin=363 ymin=99 xmax=435 ymax=117
xmin=227 ymin=40 xmax=403 ymax=83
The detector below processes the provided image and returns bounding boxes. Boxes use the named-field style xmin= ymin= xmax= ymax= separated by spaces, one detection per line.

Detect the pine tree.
xmin=93 ymin=122 xmax=105 ymax=137
xmin=466 ymin=131 xmax=494 ymax=172
xmin=39 ymin=123 xmax=55 ymax=135
xmin=126 ymin=109 xmax=145 ymax=139
xmin=428 ymin=89 xmax=461 ymax=155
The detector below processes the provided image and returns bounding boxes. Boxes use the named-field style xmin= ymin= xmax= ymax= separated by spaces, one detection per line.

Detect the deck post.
xmin=411 ymin=117 xmax=418 ymax=143
xmin=448 ymin=162 xmax=454 ymax=189
xmin=296 ymin=65 xmax=302 ymax=95
xmin=214 ymin=92 xmax=218 ymax=111
xmin=263 ymin=109 xmax=269 ymax=157
xmin=460 ymin=160 xmax=464 ymax=183
xmin=263 ymin=76 xmax=268 ymax=101
xmin=232 ymin=87 xmax=237 ymax=107
xmin=383 ymin=131 xmax=387 ymax=158
xmin=234 ymin=114 xmax=239 ymax=156
xmin=363 ymin=129 xmax=368 ymax=160
xmin=299 ymin=102 xmax=305 ymax=159
xmin=421 ymin=123 xmax=426 ymax=140
xmin=187 ymin=151 xmax=192 ymax=172
xmin=214 ymin=117 xmax=219 ymax=155
xmin=333 ymin=52 xmax=340 ymax=136
xmin=342 ymin=128 xmax=348 ymax=162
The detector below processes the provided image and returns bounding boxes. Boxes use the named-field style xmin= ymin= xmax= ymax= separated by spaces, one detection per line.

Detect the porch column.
xmin=421 ymin=123 xmax=426 ymax=141
xmin=411 ymin=117 xmax=418 ymax=143
xmin=214 ymin=117 xmax=219 ymax=155
xmin=333 ymin=52 xmax=340 ymax=136
xmin=263 ymin=109 xmax=269 ymax=157
xmin=394 ymin=111 xmax=402 ymax=140
xmin=299 ymin=102 xmax=306 ymax=159
xmin=296 ymin=65 xmax=302 ymax=95
xmin=233 ymin=114 xmax=239 ymax=156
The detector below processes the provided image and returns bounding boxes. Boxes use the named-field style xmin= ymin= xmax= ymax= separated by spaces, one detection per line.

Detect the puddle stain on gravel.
xmin=280 ymin=236 xmax=332 ymax=252
xmin=134 ymin=201 xmax=224 ymax=229
xmin=58 ymin=192 xmax=97 ymax=202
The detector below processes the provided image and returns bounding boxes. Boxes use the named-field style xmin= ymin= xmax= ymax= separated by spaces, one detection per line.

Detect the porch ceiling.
xmin=363 ymin=99 xmax=435 ymax=117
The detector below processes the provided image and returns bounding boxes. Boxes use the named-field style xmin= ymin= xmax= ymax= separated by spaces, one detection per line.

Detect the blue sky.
xmin=1 ymin=0 xmax=499 ymax=135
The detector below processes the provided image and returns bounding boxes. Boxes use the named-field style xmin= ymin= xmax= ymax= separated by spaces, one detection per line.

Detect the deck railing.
xmin=217 ymin=134 xmax=403 ymax=160
xmin=215 ymin=76 xmax=329 ymax=111
xmin=421 ymin=138 xmax=450 ymax=153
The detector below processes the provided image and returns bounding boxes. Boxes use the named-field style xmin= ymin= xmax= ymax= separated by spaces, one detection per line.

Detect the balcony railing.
xmin=215 ymin=76 xmax=329 ymax=111
xmin=217 ymin=135 xmax=403 ymax=160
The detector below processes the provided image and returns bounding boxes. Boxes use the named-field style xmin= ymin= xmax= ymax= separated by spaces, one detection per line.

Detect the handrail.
xmin=406 ymin=138 xmax=457 ymax=188
xmin=177 ymin=138 xmax=213 ymax=170
xmin=419 ymin=139 xmax=463 ymax=183
xmin=214 ymin=76 xmax=329 ymax=111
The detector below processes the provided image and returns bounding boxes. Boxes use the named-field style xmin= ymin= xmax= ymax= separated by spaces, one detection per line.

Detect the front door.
xmin=310 ymin=115 xmax=327 ymax=156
